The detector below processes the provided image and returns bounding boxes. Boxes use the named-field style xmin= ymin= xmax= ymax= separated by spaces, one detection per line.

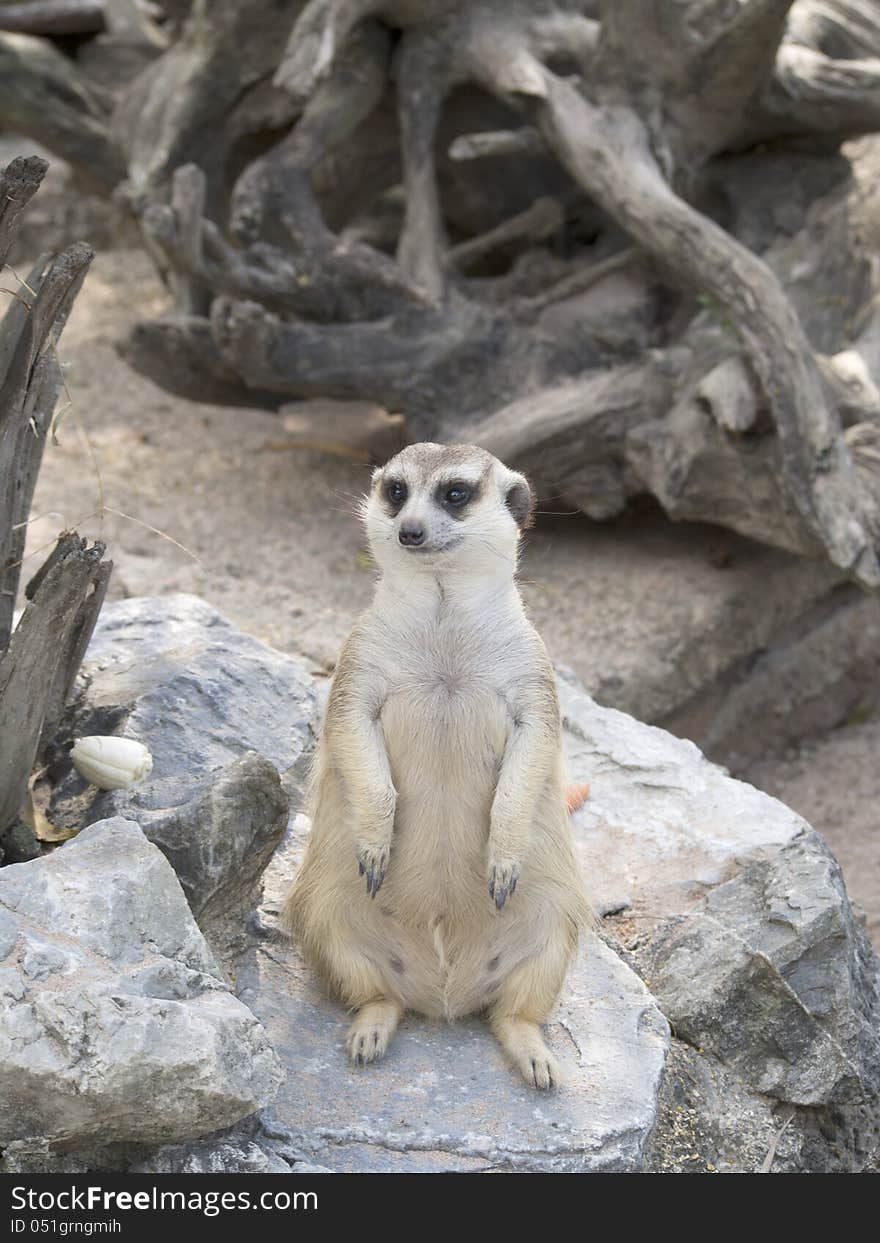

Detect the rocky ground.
xmin=3 ymin=595 xmax=878 ymax=1173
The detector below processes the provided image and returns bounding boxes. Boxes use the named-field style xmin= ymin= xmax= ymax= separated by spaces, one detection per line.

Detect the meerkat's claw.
xmin=488 ymin=859 xmax=520 ymax=909
xmin=348 ymin=1027 xmax=385 ymax=1065
xmin=529 ymin=1055 xmax=558 ymax=1090
xmin=356 ymin=844 xmax=389 ymax=897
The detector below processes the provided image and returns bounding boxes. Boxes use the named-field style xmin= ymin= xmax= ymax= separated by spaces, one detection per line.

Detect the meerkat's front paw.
xmin=356 ymin=842 xmax=390 ymax=897
xmin=488 ymin=856 xmax=520 ymax=909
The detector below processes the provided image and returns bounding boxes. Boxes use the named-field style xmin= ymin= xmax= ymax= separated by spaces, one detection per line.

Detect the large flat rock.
xmin=559 ymin=671 xmax=880 ymax=1136
xmin=239 ymin=816 xmax=669 ymax=1173
xmin=232 ymin=663 xmax=880 ymax=1173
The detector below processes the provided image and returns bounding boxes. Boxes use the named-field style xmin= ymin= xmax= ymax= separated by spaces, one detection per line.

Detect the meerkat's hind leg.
xmin=296 ymin=910 xmax=404 ymax=1067
xmin=487 ymin=922 xmax=578 ymax=1089
xmin=489 ymin=1012 xmax=560 ymax=1090
xmin=347 ymin=998 xmax=403 ymax=1066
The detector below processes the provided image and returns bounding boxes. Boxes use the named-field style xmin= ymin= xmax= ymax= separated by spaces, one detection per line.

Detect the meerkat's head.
xmin=363 ymin=442 xmax=535 ymax=579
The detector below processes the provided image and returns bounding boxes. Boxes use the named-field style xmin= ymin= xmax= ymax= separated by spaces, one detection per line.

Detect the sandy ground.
xmin=4 ymin=242 xmax=877 ymax=939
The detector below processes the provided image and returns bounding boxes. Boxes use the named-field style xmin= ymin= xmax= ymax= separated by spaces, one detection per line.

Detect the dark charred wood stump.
xmin=0 ymin=154 xmax=110 ymax=844
xmin=0 ymin=535 xmax=110 ymax=838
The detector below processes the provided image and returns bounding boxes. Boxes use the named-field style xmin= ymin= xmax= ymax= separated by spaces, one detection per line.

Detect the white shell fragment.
xmin=71 ymin=736 xmax=154 ymax=791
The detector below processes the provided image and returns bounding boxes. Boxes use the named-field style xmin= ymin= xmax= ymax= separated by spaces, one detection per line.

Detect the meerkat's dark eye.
xmin=385 ymin=480 xmax=407 ymax=508
xmin=444 ymin=483 xmax=471 ymax=507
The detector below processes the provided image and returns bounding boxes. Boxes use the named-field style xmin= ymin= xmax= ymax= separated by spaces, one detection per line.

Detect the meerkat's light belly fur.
xmin=289 ymin=619 xmax=582 ymax=1021
xmin=379 ymin=673 xmax=515 ymax=1017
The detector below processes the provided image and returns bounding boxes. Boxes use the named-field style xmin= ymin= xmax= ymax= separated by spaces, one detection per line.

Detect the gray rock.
xmin=0 ymin=821 xmax=41 ymax=865
xmin=645 ymin=835 xmax=880 ymax=1105
xmin=0 ymin=818 xmax=282 ymax=1148
xmin=53 ymin=594 xmax=319 ymax=917
xmin=221 ymin=660 xmax=880 ymax=1173
xmin=558 ymin=667 xmax=805 ymax=918
xmin=646 ymin=1040 xmax=804 ymax=1174
xmin=136 ymin=752 xmax=290 ymax=920
xmin=132 ymin=1138 xmax=292 ymax=1174
xmin=0 ymin=1116 xmax=333 ymax=1177
xmin=131 ymin=1135 xmax=291 ymax=1174
xmin=558 ymin=670 xmax=880 ymax=1163
xmin=128 ymin=1116 xmax=334 ymax=1174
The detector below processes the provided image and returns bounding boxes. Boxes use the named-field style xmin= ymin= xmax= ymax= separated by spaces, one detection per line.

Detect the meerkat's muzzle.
xmin=398 ymin=521 xmax=426 ymax=547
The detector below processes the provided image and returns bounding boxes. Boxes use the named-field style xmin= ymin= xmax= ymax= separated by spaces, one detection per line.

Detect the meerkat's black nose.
xmin=399 ymin=522 xmax=426 ymax=547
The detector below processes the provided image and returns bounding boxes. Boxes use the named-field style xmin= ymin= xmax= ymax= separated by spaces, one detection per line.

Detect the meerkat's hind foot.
xmin=346 ymin=999 xmax=403 ymax=1067
xmin=491 ymin=1014 xmax=561 ymax=1090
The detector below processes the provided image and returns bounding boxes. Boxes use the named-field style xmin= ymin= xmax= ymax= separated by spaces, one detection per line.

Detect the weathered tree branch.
xmin=1 ymin=240 xmax=95 ymax=648
xmin=0 ymin=154 xmax=47 ymax=270
xmin=142 ymin=161 xmax=423 ymax=323
xmin=112 ymin=0 xmax=297 ymax=212
xmin=450 ymin=196 xmax=563 ymax=270
xmin=752 ymin=43 xmax=880 ymax=142
xmin=447 ymin=353 xmax=677 ymax=521
xmin=0 ymin=0 xmax=105 ymax=37
xmin=118 ymin=312 xmax=282 ymax=408
xmin=0 ymin=535 xmax=110 ymax=836
xmin=530 ymin=73 xmax=877 ymax=581
xmin=0 ymin=33 xmax=123 ymax=194
xmin=0 ymin=157 xmax=109 ymax=843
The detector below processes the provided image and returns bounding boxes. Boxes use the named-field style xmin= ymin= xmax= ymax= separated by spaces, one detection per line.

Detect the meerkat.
xmin=283 ymin=442 xmax=590 ymax=1089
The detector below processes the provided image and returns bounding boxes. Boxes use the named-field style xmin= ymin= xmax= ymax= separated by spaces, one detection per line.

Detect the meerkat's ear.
xmin=504 ymin=470 xmax=536 ymax=530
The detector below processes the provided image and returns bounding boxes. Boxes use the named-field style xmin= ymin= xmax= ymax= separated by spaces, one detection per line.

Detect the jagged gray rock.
xmin=0 ymin=817 xmax=283 ymax=1149
xmin=558 ymin=669 xmax=880 ymax=1169
xmin=128 ymin=751 xmax=290 ymax=920
xmin=128 ymin=1116 xmax=335 ymax=1174
xmin=0 ymin=821 xmax=40 ymax=865
xmin=51 ymin=594 xmax=319 ymax=916
xmin=645 ymin=833 xmax=880 ymax=1105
